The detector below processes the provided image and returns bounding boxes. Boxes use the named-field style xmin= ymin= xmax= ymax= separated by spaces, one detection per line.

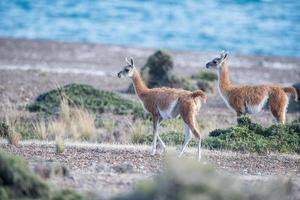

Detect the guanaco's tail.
xmin=282 ymin=86 xmax=298 ymax=102
xmin=191 ymin=90 xmax=207 ymax=102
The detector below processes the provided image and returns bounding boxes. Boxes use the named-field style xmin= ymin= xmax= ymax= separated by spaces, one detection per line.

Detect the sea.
xmin=0 ymin=0 xmax=299 ymax=57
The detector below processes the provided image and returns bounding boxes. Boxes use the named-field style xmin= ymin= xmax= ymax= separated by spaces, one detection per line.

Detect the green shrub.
xmin=0 ymin=150 xmax=82 ymax=200
xmin=0 ymin=150 xmax=49 ymax=199
xmin=27 ymin=83 xmax=146 ymax=119
xmin=204 ymin=116 xmax=300 ymax=154
xmin=196 ymin=80 xmax=214 ymax=93
xmin=191 ymin=71 xmax=218 ymax=82
xmin=0 ymin=122 xmax=9 ymax=138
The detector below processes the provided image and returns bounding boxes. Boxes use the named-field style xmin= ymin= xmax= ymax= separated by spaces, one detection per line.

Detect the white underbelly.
xmin=158 ymin=99 xmax=179 ymax=119
xmin=245 ymin=96 xmax=268 ymax=114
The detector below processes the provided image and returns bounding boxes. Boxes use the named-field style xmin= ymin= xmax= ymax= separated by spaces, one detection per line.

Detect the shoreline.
xmin=2 ymin=36 xmax=300 ymax=61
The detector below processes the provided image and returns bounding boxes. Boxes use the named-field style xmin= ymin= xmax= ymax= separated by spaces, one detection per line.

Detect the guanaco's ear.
xmin=130 ymin=57 xmax=134 ymax=67
xmin=125 ymin=57 xmax=131 ymax=65
xmin=221 ymin=51 xmax=228 ymax=61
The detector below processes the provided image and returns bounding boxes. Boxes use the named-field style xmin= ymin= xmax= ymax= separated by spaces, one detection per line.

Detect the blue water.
xmin=0 ymin=0 xmax=300 ymax=57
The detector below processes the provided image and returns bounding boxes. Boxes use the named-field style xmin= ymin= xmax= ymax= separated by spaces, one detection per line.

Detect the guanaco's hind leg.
xmin=181 ymin=111 xmax=202 ymax=160
xmin=178 ymin=123 xmax=192 ymax=158
xmin=269 ymin=91 xmax=288 ymax=124
xmin=151 ymin=114 xmax=166 ymax=155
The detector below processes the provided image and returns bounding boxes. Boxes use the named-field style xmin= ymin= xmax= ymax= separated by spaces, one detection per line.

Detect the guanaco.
xmin=206 ymin=51 xmax=298 ymax=123
xmin=118 ymin=58 xmax=207 ymax=160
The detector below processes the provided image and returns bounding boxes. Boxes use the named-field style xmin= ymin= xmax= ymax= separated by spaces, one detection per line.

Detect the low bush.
xmin=0 ymin=122 xmax=9 ymax=138
xmin=0 ymin=150 xmax=49 ymax=199
xmin=191 ymin=71 xmax=218 ymax=82
xmin=204 ymin=116 xmax=300 ymax=154
xmin=27 ymin=83 xmax=146 ymax=119
xmin=0 ymin=150 xmax=82 ymax=200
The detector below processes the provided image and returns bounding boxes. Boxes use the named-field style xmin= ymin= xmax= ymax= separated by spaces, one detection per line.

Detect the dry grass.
xmin=55 ymin=137 xmax=65 ymax=154
xmin=1 ymin=103 xmax=22 ymax=145
xmin=102 ymin=119 xmax=115 ymax=135
xmin=48 ymin=119 xmax=66 ymax=139
xmin=33 ymin=120 xmax=48 ymax=140
xmin=6 ymin=129 xmax=21 ymax=145
xmin=130 ymin=120 xmax=151 ymax=144
xmin=47 ymin=96 xmax=97 ymax=142
xmin=161 ymin=118 xmax=183 ymax=132
xmin=71 ymin=106 xmax=96 ymax=141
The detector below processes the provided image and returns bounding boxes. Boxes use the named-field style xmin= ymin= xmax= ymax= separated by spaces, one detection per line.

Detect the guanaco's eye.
xmin=125 ymin=68 xmax=130 ymax=72
xmin=213 ymin=60 xmax=217 ymax=64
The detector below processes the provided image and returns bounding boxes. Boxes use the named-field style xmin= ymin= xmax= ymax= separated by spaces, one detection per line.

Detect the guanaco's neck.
xmin=131 ymin=69 xmax=149 ymax=98
xmin=218 ymin=63 xmax=232 ymax=95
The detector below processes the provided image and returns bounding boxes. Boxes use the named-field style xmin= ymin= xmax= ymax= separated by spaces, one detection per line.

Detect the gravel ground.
xmin=0 ymin=140 xmax=299 ymax=198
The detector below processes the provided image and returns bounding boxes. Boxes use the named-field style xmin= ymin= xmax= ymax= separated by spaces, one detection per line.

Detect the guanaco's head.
xmin=206 ymin=51 xmax=228 ymax=70
xmin=117 ymin=57 xmax=136 ymax=78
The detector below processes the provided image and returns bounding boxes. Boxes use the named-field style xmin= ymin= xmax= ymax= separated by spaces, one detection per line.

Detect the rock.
xmin=33 ymin=161 xmax=73 ymax=180
xmin=34 ymin=163 xmax=52 ymax=179
xmin=113 ymin=130 xmax=122 ymax=142
xmin=112 ymin=163 xmax=134 ymax=173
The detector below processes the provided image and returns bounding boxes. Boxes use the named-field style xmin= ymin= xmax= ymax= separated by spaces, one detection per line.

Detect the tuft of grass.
xmin=48 ymin=119 xmax=66 ymax=139
xmin=27 ymin=83 xmax=146 ymax=119
xmin=71 ymin=106 xmax=96 ymax=141
xmin=33 ymin=119 xmax=48 ymax=140
xmin=1 ymin=103 xmax=23 ymax=145
xmin=203 ymin=116 xmax=300 ymax=154
xmin=44 ymin=96 xmax=97 ymax=142
xmin=191 ymin=71 xmax=218 ymax=81
xmin=113 ymin=157 xmax=291 ymax=200
xmin=55 ymin=138 xmax=65 ymax=154
xmin=160 ymin=118 xmax=183 ymax=132
xmin=0 ymin=122 xmax=9 ymax=138
xmin=130 ymin=120 xmax=151 ymax=144
xmin=102 ymin=119 xmax=116 ymax=135
xmin=6 ymin=129 xmax=21 ymax=146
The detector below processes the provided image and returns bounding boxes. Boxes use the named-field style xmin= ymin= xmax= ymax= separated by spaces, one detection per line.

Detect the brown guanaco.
xmin=118 ymin=58 xmax=207 ymax=160
xmin=206 ymin=51 xmax=298 ymax=123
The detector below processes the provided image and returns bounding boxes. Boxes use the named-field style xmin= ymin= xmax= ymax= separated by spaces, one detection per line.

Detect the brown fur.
xmin=131 ymin=70 xmax=206 ymax=139
xmin=217 ymin=62 xmax=296 ymax=123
